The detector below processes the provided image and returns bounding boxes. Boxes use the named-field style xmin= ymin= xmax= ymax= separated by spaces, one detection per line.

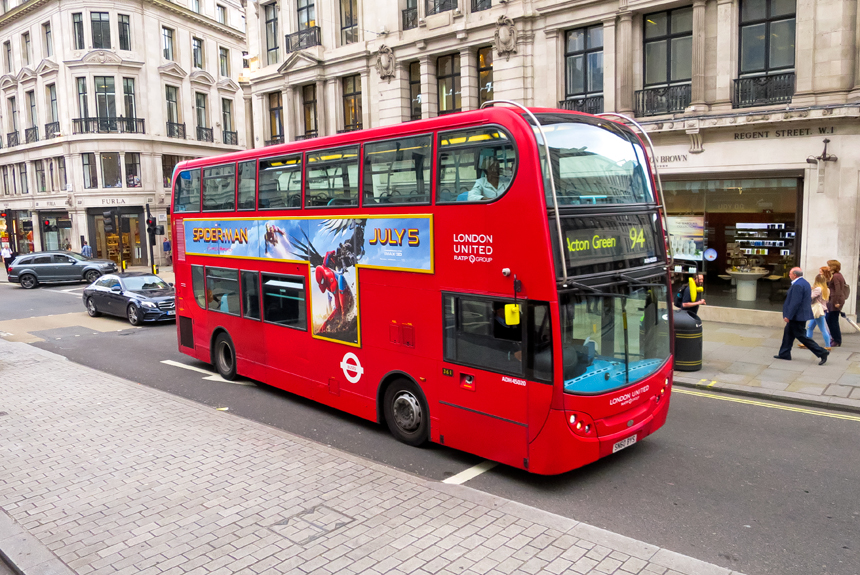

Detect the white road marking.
xmin=160 ymin=359 xmax=256 ymax=386
xmin=46 ymin=288 xmax=85 ymax=295
xmin=442 ymin=461 xmax=498 ymax=485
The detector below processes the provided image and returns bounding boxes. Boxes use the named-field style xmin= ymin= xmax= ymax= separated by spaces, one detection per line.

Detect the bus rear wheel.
xmin=383 ymin=379 xmax=428 ymax=447
xmin=213 ymin=333 xmax=237 ymax=381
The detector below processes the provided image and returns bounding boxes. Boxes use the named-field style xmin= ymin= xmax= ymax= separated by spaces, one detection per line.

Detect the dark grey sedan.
xmin=7 ymin=251 xmax=117 ymax=288
xmin=82 ymin=273 xmax=176 ymax=326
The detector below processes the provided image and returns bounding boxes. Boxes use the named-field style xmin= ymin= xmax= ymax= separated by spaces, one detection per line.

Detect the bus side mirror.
xmin=504 ymin=304 xmax=520 ymax=326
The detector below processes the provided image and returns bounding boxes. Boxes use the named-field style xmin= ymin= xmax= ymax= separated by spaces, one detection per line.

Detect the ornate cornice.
xmin=216 ymin=78 xmax=240 ymax=92
xmin=158 ymin=62 xmax=188 ymax=80
xmin=189 ymin=69 xmax=216 ymax=86
xmin=148 ymin=0 xmax=245 ymax=42
xmin=65 ymin=51 xmax=144 ymax=70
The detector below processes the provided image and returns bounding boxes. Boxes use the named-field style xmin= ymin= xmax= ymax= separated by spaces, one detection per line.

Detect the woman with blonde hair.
xmin=825 ymin=259 xmax=846 ymax=347
xmin=802 ymin=273 xmax=832 ymax=350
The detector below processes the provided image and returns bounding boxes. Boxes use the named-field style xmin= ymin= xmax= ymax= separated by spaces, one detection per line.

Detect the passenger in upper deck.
xmin=466 ymin=157 xmax=511 ymax=201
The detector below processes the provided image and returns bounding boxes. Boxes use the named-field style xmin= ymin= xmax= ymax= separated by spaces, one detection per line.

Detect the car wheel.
xmin=20 ymin=274 xmax=38 ymax=289
xmin=383 ymin=378 xmax=429 ymax=447
xmin=85 ymin=270 xmax=101 ymax=283
xmin=86 ymin=297 xmax=101 ymax=317
xmin=127 ymin=304 xmax=143 ymax=326
xmin=213 ymin=333 xmax=237 ymax=380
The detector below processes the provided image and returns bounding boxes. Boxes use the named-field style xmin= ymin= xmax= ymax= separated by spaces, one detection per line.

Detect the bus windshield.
xmin=560 ymin=283 xmax=670 ymax=394
xmin=532 ymin=114 xmax=654 ymax=206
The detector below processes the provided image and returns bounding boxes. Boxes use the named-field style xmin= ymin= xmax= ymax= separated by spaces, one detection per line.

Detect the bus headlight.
xmin=565 ymin=410 xmax=596 ymax=437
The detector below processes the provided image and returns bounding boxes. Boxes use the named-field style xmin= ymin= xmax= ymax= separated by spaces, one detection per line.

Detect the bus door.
xmin=439 ymin=295 xmax=532 ymax=469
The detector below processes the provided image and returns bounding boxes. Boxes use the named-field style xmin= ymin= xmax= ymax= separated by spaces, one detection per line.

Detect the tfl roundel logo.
xmin=340 ymin=352 xmax=364 ymax=384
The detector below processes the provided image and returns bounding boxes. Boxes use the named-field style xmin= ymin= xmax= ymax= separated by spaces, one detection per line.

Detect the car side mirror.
xmin=110 ymin=285 xmax=122 ymax=293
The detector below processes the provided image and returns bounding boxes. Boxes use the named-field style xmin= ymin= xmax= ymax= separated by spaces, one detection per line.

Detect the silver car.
xmin=7 ymin=251 xmax=118 ymax=289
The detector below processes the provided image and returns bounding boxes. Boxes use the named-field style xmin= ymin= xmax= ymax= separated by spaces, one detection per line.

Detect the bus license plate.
xmin=166 ymin=310 xmax=174 ymax=315
xmin=612 ymin=435 xmax=637 ymax=453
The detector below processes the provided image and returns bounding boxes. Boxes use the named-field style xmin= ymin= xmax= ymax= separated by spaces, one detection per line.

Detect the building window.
xmin=409 ymin=62 xmax=421 ymax=121
xmin=302 ymin=84 xmax=317 ymax=136
xmin=76 ymin=77 xmax=88 ymax=117
xmin=427 ymin=0 xmax=456 ymax=16
xmin=47 ymin=84 xmax=58 ymax=123
xmin=1 ymin=166 xmax=8 ymax=195
xmin=91 ymin=12 xmax=111 ymax=50
xmin=3 ymin=41 xmax=10 ymax=73
xmin=195 ymin=92 xmax=208 ymax=128
xmin=42 ymin=22 xmax=53 ymax=57
xmin=564 ymin=25 xmax=603 ymax=105
xmin=216 ymin=4 xmax=227 ymax=24
xmin=265 ymin=3 xmax=279 ymax=65
xmin=162 ymin=27 xmax=174 ymax=60
xmin=123 ymin=78 xmax=136 ymax=118
xmin=95 ymin=76 xmax=116 ymax=119
xmin=125 ymin=152 xmax=141 ymax=187
xmin=9 ymin=97 xmax=18 ymax=132
xmin=340 ymin=0 xmax=357 ymax=45
xmin=219 ymin=47 xmax=229 ymax=76
xmin=18 ymin=163 xmax=28 ymax=194
xmin=118 ymin=14 xmax=130 ymax=50
xmin=82 ymin=153 xmax=96 ymax=188
xmin=643 ymin=7 xmax=693 ymax=86
xmin=477 ymin=46 xmax=494 ymax=107
xmin=101 ymin=153 xmax=121 ymax=188
xmin=222 ymin=98 xmax=233 ymax=132
xmin=739 ymin=0 xmax=796 ymax=76
xmin=26 ymin=90 xmax=36 ymax=127
xmin=58 ymin=157 xmax=67 ymax=189
xmin=166 ymin=85 xmax=179 ymax=123
xmin=34 ymin=160 xmax=46 ymax=193
xmin=268 ymin=91 xmax=283 ymax=140
xmin=193 ymin=37 xmax=204 ymax=68
xmin=192 ymin=0 xmax=200 ymax=12
xmin=21 ymin=32 xmax=31 ymax=66
xmin=342 ymin=75 xmax=362 ymax=131
xmin=72 ymin=13 xmax=84 ymax=50
xmin=437 ymin=54 xmax=461 ymax=115
xmin=298 ymin=0 xmax=315 ymax=30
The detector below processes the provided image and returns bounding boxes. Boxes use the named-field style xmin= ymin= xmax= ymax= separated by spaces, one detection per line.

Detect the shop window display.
xmin=664 ymin=178 xmax=799 ymax=311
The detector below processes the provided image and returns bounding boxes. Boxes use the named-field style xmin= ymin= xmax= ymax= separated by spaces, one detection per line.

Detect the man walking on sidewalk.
xmin=775 ymin=267 xmax=829 ymax=365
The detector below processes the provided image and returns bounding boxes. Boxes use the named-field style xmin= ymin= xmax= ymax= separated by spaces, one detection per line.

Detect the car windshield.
xmin=66 ymin=252 xmax=88 ymax=261
xmin=560 ymin=283 xmax=670 ymax=394
xmin=122 ymin=276 xmax=169 ymax=291
xmin=531 ymin=114 xmax=655 ymax=206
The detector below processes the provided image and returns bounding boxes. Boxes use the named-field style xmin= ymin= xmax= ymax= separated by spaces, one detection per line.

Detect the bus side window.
xmin=437 ymin=127 xmax=516 ymax=204
xmin=202 ymin=165 xmax=236 ymax=212
xmin=262 ymin=274 xmax=307 ymax=329
xmin=363 ymin=135 xmax=432 ymax=205
xmin=206 ymin=268 xmax=240 ymax=315
xmin=259 ymin=155 xmax=302 ymax=209
xmin=443 ymin=295 xmax=523 ymax=375
xmin=241 ymin=271 xmax=260 ymax=320
xmin=191 ymin=265 xmax=206 ymax=309
xmin=527 ymin=302 xmax=553 ymax=384
xmin=174 ymin=169 xmax=201 ymax=212
xmin=237 ymin=160 xmax=257 ymax=210
xmin=306 ymin=146 xmax=360 ymax=208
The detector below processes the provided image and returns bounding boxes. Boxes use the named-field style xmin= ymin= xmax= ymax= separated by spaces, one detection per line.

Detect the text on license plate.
xmin=166 ymin=310 xmax=174 ymax=315
xmin=612 ymin=435 xmax=637 ymax=453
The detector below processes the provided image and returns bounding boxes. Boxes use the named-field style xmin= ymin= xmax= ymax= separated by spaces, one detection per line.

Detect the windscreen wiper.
xmin=616 ymin=273 xmax=664 ymax=287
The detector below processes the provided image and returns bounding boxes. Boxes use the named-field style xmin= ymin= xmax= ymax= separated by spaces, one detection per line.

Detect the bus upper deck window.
xmin=437 ymin=127 xmax=516 ymax=204
xmin=259 ymin=155 xmax=302 ymax=209
xmin=202 ymin=164 xmax=236 ymax=212
xmin=174 ymin=169 xmax=201 ymax=212
xmin=363 ymin=135 xmax=432 ymax=206
xmin=306 ymin=146 xmax=360 ymax=208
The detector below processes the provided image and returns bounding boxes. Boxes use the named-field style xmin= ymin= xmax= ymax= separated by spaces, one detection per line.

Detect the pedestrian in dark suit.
xmin=775 ymin=268 xmax=829 ymax=365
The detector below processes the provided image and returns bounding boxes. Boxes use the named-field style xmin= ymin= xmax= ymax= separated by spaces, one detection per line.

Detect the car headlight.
xmin=141 ymin=301 xmax=156 ymax=308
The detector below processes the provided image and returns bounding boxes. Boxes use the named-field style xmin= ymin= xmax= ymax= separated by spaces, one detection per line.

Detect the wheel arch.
xmin=209 ymin=326 xmax=232 ymax=364
xmin=376 ymin=370 xmax=425 ymax=425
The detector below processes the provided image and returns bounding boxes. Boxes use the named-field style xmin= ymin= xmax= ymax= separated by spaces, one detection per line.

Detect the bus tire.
xmin=383 ymin=378 xmax=429 ymax=447
xmin=212 ymin=332 xmax=237 ymax=381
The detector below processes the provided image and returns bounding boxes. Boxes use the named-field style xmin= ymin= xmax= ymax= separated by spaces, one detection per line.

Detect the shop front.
xmin=86 ymin=206 xmax=148 ymax=267
xmin=6 ymin=210 xmax=36 ymax=254
xmin=38 ymin=211 xmax=74 ymax=251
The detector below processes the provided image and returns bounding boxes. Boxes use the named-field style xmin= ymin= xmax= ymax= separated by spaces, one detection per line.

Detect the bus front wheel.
xmin=383 ymin=379 xmax=429 ymax=447
xmin=213 ymin=332 xmax=237 ymax=381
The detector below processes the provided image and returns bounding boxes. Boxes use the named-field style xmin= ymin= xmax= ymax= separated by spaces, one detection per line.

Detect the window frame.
xmin=174 ymin=168 xmax=202 ymax=213
xmin=240 ymin=270 xmax=262 ymax=321
xmin=72 ymin=13 xmax=85 ymax=50
xmin=409 ymin=61 xmax=421 ymax=121
xmin=362 ymin=133 xmax=433 ymax=207
xmin=76 ymin=77 xmax=88 ymax=117
xmin=125 ymin=152 xmax=141 ymax=187
xmin=342 ymin=74 xmax=362 ymax=131
xmin=100 ymin=152 xmax=122 ymax=189
xmin=123 ymin=77 xmax=136 ymax=118
xmin=237 ymin=159 xmax=257 ymax=211
xmin=205 ymin=267 xmax=241 ymax=316
xmin=162 ymin=27 xmax=175 ymax=60
xmin=340 ymin=0 xmax=358 ymax=45
xmin=298 ymin=0 xmax=315 ymax=31
xmin=642 ymin=7 xmax=693 ymax=87
xmin=564 ymin=25 xmax=604 ymax=101
xmin=191 ymin=265 xmax=206 ymax=309
xmin=165 ymin=85 xmax=179 ymax=123
xmin=264 ymin=3 xmax=279 ymax=65
xmin=477 ymin=46 xmax=494 ymax=107
xmin=21 ymin=32 xmax=31 ymax=66
xmin=219 ymin=46 xmax=230 ymax=76
xmin=738 ymin=0 xmax=796 ymax=76
xmin=216 ymin=4 xmax=227 ymax=24
xmin=436 ymin=53 xmax=461 ymax=115
xmin=3 ymin=41 xmax=11 ymax=74
xmin=90 ymin=12 xmax=111 ymax=50
xmin=42 ymin=22 xmax=53 ymax=57
xmin=82 ymin=153 xmax=97 ymax=189
xmin=302 ymin=84 xmax=317 ymax=137
xmin=192 ymin=37 xmax=204 ymax=69
xmin=47 ymin=83 xmax=58 ymax=123
xmin=118 ymin=14 xmax=131 ymax=50
xmin=435 ymin=124 xmax=519 ymax=205
xmin=222 ymin=98 xmax=233 ymax=132
xmin=304 ymin=145 xmax=361 ymax=208
xmin=268 ymin=91 xmax=284 ymax=139
xmin=261 ymin=272 xmax=308 ymax=331
xmin=201 ymin=163 xmax=237 ymax=212
xmin=257 ymin=153 xmax=303 ymax=210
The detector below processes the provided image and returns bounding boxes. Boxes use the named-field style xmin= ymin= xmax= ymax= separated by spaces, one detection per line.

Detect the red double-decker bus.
xmin=170 ymin=103 xmax=673 ymax=475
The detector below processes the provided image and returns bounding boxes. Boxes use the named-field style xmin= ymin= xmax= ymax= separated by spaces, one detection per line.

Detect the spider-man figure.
xmin=315 ymin=251 xmax=354 ymax=333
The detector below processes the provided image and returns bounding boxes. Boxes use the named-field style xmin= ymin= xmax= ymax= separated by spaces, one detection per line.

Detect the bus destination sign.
xmin=559 ymin=213 xmax=661 ymax=273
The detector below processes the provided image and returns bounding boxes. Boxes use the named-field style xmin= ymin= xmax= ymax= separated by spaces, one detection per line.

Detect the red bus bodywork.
xmin=171 ymin=106 xmax=673 ymax=475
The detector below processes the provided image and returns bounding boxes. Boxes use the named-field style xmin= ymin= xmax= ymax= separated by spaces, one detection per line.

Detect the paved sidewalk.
xmin=673 ymin=320 xmax=860 ymax=413
xmin=0 ymin=340 xmax=741 ymax=575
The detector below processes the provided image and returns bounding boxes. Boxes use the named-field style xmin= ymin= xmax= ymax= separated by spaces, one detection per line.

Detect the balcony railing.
xmin=472 ymin=0 xmax=492 ymax=12
xmin=558 ymin=95 xmax=604 ymax=115
xmin=296 ymin=131 xmax=317 ymax=141
xmin=166 ymin=121 xmax=186 ymax=139
xmin=337 ymin=124 xmax=362 ymax=134
xmin=223 ymin=130 xmax=238 ymax=145
xmin=733 ymin=73 xmax=795 ymax=109
xmin=402 ymin=7 xmax=418 ymax=30
xmin=25 ymin=126 xmax=39 ymax=143
xmin=197 ymin=126 xmax=214 ymax=142
xmin=265 ymin=135 xmax=284 ymax=146
xmin=44 ymin=121 xmax=60 ymax=139
xmin=427 ymin=0 xmax=457 ymax=15
xmin=285 ymin=26 xmax=321 ymax=53
xmin=72 ymin=117 xmax=145 ymax=134
xmin=634 ymin=84 xmax=692 ymax=117
xmin=6 ymin=131 xmax=18 ymax=147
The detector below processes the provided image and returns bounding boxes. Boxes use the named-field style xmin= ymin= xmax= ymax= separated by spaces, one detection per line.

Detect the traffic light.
xmin=43 ymin=219 xmax=52 ymax=233
xmin=155 ymin=225 xmax=165 ymax=236
xmin=146 ymin=216 xmax=157 ymax=236
xmin=102 ymin=210 xmax=116 ymax=234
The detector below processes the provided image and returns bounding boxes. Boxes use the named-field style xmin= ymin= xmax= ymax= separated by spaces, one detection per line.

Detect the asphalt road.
xmin=4 ymin=281 xmax=859 ymax=575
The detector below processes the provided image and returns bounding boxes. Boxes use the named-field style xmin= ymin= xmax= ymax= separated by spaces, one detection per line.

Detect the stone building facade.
xmin=0 ymin=0 xmax=247 ymax=267
xmin=243 ymin=0 xmax=858 ymax=322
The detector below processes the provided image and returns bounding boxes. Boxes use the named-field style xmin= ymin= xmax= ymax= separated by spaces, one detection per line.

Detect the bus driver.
xmin=466 ymin=157 xmax=511 ymax=201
